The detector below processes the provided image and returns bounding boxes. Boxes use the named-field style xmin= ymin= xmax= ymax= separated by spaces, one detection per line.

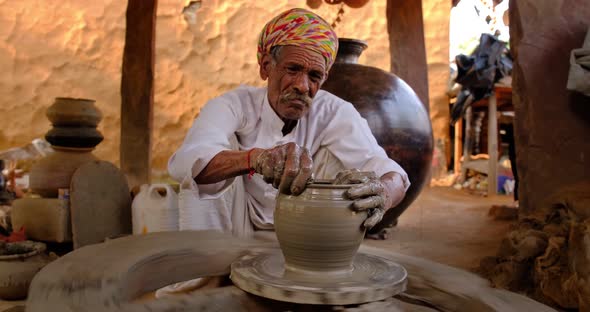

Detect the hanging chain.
xmin=330 ymin=3 xmax=346 ymax=28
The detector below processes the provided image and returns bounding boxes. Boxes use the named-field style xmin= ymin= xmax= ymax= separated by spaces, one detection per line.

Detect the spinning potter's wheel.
xmin=25 ymin=231 xmax=558 ymax=311
xmin=230 ymin=249 xmax=407 ymax=305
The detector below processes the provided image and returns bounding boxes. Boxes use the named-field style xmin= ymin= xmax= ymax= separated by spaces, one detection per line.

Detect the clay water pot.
xmin=321 ymin=38 xmax=433 ymax=234
xmin=0 ymin=241 xmax=51 ymax=300
xmin=275 ymin=182 xmax=367 ymax=274
xmin=29 ymin=147 xmax=98 ymax=198
xmin=46 ymin=97 xmax=102 ymax=127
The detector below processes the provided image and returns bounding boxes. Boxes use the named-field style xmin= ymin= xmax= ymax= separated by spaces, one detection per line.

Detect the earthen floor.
xmin=365 ymin=186 xmax=514 ymax=271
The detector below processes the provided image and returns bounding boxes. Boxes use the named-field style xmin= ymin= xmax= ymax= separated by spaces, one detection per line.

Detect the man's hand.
xmin=253 ymin=142 xmax=312 ymax=195
xmin=334 ymin=169 xmax=405 ymax=229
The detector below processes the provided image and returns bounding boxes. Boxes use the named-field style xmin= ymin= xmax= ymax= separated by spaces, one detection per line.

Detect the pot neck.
xmin=335 ymin=38 xmax=368 ymax=64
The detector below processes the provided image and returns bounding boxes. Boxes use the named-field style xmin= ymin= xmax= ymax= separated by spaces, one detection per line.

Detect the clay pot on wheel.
xmin=275 ymin=181 xmax=367 ymax=274
xmin=29 ymin=147 xmax=98 ymax=198
xmin=0 ymin=241 xmax=52 ymax=300
xmin=321 ymin=38 xmax=433 ymax=233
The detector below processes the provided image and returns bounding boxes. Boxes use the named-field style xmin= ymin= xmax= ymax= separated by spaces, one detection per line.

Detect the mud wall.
xmin=0 ymin=0 xmax=450 ymax=175
xmin=510 ymin=0 xmax=590 ymax=214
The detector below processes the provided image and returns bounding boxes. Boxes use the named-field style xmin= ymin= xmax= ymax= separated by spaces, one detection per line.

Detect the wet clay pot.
xmin=46 ymin=97 xmax=102 ymax=127
xmin=29 ymin=147 xmax=98 ymax=198
xmin=275 ymin=182 xmax=367 ymax=274
xmin=0 ymin=241 xmax=52 ymax=300
xmin=321 ymin=38 xmax=434 ymax=233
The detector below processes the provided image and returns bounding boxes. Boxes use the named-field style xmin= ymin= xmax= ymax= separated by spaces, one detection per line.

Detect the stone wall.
xmin=0 ymin=0 xmax=450 ymax=175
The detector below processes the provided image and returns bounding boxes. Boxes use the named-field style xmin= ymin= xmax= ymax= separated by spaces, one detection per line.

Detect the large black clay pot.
xmin=321 ymin=38 xmax=433 ymax=233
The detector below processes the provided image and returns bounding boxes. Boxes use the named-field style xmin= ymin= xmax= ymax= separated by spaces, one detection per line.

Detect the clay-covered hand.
xmin=254 ymin=142 xmax=312 ymax=195
xmin=334 ymin=169 xmax=404 ymax=229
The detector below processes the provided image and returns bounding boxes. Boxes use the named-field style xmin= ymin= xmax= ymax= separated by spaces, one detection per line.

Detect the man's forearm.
xmin=195 ymin=149 xmax=263 ymax=184
xmin=380 ymin=171 xmax=406 ymax=210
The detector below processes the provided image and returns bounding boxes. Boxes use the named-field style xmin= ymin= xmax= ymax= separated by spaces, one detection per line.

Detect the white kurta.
xmin=168 ymin=85 xmax=410 ymax=236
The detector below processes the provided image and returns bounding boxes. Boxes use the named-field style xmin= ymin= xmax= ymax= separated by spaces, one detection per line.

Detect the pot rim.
xmin=306 ymin=179 xmax=355 ymax=189
xmin=54 ymin=97 xmax=96 ymax=103
xmin=0 ymin=241 xmax=46 ymax=260
xmin=338 ymin=38 xmax=368 ymax=47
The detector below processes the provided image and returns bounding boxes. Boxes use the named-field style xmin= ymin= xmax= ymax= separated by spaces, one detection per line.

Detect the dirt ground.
xmin=365 ymin=186 xmax=514 ymax=271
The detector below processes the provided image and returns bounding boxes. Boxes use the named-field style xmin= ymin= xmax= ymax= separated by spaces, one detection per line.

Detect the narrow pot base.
xmin=230 ymin=249 xmax=407 ymax=305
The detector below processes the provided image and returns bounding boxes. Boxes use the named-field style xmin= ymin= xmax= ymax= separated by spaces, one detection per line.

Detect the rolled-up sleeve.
xmin=168 ymin=95 xmax=243 ymax=198
xmin=320 ymin=102 xmax=411 ymax=191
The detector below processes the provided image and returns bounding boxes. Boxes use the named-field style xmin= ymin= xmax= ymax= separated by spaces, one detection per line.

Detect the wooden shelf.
xmin=455 ymin=84 xmax=513 ymax=195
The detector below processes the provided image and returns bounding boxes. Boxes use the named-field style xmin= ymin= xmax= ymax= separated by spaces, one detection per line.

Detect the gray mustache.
xmin=280 ymin=91 xmax=312 ymax=106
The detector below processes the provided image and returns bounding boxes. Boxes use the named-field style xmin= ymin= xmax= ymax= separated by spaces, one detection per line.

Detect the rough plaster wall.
xmin=0 ymin=0 xmax=126 ymax=163
xmin=510 ymin=0 xmax=590 ymax=214
xmin=423 ymin=0 xmax=451 ymax=169
xmin=153 ymin=0 xmax=393 ymax=173
xmin=0 ymin=0 xmax=448 ymax=174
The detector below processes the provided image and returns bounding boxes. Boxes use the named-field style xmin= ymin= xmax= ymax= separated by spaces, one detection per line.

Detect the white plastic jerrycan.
xmin=132 ymin=184 xmax=179 ymax=234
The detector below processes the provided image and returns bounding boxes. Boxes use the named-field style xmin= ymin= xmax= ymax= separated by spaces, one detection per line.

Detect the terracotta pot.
xmin=0 ymin=241 xmax=51 ymax=300
xmin=46 ymin=97 xmax=102 ymax=127
xmin=321 ymin=38 xmax=433 ymax=234
xmin=306 ymin=0 xmax=323 ymax=9
xmin=29 ymin=147 xmax=98 ymax=198
xmin=275 ymin=182 xmax=367 ymax=274
xmin=45 ymin=126 xmax=104 ymax=148
xmin=343 ymin=0 xmax=370 ymax=8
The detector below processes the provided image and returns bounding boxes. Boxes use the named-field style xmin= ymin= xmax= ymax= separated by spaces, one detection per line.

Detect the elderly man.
xmin=168 ymin=8 xmax=410 ymax=237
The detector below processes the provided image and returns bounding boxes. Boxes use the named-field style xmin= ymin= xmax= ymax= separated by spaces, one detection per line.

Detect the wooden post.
xmin=460 ymin=107 xmax=473 ymax=183
xmin=386 ymin=0 xmax=430 ymax=110
xmin=487 ymin=91 xmax=498 ymax=196
xmin=120 ymin=0 xmax=157 ymax=189
xmin=453 ymin=118 xmax=463 ymax=175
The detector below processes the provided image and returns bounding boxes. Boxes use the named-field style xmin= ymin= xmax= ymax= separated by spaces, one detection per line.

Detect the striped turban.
xmin=257 ymin=8 xmax=339 ymax=71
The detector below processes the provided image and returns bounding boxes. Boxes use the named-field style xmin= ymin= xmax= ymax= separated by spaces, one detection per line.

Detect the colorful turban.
xmin=257 ymin=8 xmax=339 ymax=70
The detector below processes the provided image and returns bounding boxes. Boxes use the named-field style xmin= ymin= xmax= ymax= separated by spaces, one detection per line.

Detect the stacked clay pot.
xmin=44 ymin=97 xmax=103 ymax=148
xmin=29 ymin=98 xmax=103 ymax=198
xmin=321 ymin=38 xmax=434 ymax=234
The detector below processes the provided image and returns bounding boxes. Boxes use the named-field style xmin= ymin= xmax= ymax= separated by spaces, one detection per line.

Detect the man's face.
xmin=260 ymin=45 xmax=328 ymax=120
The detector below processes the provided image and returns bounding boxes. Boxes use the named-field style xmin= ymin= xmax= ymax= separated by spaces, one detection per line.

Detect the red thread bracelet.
xmin=247 ymin=149 xmax=256 ymax=180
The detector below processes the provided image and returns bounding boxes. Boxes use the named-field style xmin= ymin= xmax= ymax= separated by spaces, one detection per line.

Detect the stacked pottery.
xmin=29 ymin=98 xmax=103 ymax=198
xmin=321 ymin=38 xmax=434 ymax=233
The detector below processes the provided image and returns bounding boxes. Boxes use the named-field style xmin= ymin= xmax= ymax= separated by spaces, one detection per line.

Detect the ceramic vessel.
xmin=29 ymin=147 xmax=97 ymax=198
xmin=46 ymin=97 xmax=102 ymax=127
xmin=343 ymin=0 xmax=370 ymax=8
xmin=0 ymin=241 xmax=51 ymax=300
xmin=45 ymin=126 xmax=104 ymax=148
xmin=321 ymin=38 xmax=434 ymax=233
xmin=275 ymin=182 xmax=367 ymax=274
